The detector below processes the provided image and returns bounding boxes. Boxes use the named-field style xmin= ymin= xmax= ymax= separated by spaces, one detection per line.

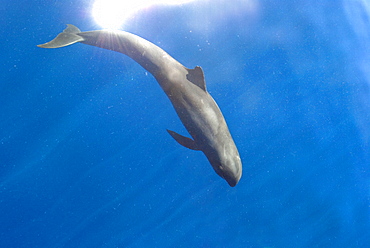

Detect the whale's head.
xmin=206 ymin=143 xmax=242 ymax=187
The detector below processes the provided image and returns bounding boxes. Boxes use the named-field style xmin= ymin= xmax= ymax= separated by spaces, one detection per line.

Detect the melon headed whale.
xmin=38 ymin=24 xmax=242 ymax=187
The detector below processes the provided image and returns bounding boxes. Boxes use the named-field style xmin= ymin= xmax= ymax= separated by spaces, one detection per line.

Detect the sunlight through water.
xmin=92 ymin=0 xmax=198 ymax=29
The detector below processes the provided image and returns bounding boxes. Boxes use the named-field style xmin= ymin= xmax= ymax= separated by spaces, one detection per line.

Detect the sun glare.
xmin=92 ymin=0 xmax=198 ymax=30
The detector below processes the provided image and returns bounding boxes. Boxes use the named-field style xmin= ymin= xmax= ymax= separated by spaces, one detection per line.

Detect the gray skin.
xmin=38 ymin=24 xmax=242 ymax=187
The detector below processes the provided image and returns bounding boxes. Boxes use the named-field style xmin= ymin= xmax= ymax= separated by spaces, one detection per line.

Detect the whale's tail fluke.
xmin=37 ymin=24 xmax=84 ymax=48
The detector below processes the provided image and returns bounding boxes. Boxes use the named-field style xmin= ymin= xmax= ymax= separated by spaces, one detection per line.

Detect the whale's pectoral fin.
xmin=166 ymin=129 xmax=200 ymax=151
xmin=37 ymin=24 xmax=84 ymax=49
xmin=186 ymin=66 xmax=207 ymax=92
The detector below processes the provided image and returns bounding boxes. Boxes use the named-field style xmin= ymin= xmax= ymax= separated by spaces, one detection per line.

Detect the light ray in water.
xmin=92 ymin=0 xmax=199 ymax=29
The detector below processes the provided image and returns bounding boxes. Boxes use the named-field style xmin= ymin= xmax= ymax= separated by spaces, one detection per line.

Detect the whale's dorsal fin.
xmin=166 ymin=129 xmax=201 ymax=151
xmin=186 ymin=66 xmax=207 ymax=92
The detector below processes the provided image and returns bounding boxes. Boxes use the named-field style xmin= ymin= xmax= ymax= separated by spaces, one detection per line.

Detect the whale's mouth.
xmin=224 ymin=176 xmax=238 ymax=187
xmin=210 ymin=162 xmax=241 ymax=187
xmin=220 ymin=167 xmax=241 ymax=187
xmin=217 ymin=169 xmax=239 ymax=187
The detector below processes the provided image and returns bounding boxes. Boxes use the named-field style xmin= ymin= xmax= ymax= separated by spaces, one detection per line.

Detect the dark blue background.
xmin=1 ymin=0 xmax=369 ymax=247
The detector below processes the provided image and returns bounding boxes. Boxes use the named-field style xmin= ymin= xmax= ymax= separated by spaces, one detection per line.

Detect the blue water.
xmin=1 ymin=0 xmax=369 ymax=247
